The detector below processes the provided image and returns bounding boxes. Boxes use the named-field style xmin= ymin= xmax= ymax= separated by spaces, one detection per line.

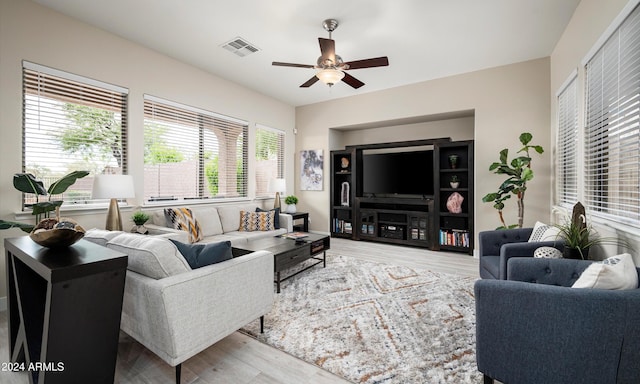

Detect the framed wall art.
xmin=300 ymin=149 xmax=323 ymax=191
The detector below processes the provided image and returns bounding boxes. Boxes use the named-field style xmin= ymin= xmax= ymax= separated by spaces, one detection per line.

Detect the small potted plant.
xmin=284 ymin=195 xmax=298 ymax=213
xmin=450 ymin=175 xmax=460 ymax=189
xmin=131 ymin=211 xmax=150 ymax=234
xmin=448 ymin=154 xmax=460 ymax=169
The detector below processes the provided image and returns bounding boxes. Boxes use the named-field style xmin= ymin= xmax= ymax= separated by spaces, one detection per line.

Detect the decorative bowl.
xmin=29 ymin=218 xmax=85 ymax=248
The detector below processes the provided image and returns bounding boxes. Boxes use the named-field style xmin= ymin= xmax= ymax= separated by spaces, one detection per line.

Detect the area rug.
xmin=241 ymin=254 xmax=481 ymax=383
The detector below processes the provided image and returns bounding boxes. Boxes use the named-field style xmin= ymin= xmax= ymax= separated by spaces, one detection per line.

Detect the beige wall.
xmin=296 ymin=58 xmax=553 ymax=244
xmin=0 ymin=0 xmax=295 ymax=301
xmin=550 ymin=0 xmax=640 ymax=262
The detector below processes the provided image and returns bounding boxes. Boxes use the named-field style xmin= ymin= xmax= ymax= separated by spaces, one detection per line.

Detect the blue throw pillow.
xmin=169 ymin=239 xmax=233 ymax=269
xmin=256 ymin=207 xmax=280 ymax=229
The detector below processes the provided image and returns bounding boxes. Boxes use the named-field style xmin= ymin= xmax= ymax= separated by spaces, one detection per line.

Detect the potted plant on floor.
xmin=285 ymin=195 xmax=298 ymax=213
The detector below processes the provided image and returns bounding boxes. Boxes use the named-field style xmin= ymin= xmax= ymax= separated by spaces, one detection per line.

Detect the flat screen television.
xmin=362 ymin=150 xmax=434 ymax=196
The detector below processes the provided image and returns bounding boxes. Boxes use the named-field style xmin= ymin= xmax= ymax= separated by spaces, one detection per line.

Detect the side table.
xmin=5 ymin=237 xmax=128 ymax=384
xmin=290 ymin=211 xmax=309 ymax=232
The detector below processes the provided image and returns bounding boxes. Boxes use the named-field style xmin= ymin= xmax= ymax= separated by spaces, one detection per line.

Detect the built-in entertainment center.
xmin=330 ymin=138 xmax=474 ymax=254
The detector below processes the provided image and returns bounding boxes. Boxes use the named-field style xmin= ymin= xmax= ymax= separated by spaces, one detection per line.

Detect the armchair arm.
xmin=498 ymin=240 xmax=564 ymax=280
xmin=475 ymin=280 xmax=640 ymax=384
xmin=279 ymin=213 xmax=293 ymax=232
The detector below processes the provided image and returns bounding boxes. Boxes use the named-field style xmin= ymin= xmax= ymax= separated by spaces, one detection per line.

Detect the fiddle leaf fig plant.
xmin=482 ymin=132 xmax=543 ymax=229
xmin=0 ymin=171 xmax=89 ymax=233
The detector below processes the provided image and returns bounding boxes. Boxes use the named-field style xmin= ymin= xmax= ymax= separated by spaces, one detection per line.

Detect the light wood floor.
xmin=0 ymin=238 xmax=479 ymax=384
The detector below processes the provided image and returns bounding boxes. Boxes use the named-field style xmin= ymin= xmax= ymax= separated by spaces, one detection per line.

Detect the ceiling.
xmin=34 ymin=0 xmax=581 ymax=107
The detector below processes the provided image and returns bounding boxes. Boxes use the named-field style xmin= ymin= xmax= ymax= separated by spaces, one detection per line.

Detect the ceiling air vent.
xmin=221 ymin=37 xmax=260 ymax=57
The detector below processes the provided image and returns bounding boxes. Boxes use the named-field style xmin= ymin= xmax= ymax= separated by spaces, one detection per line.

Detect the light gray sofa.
xmin=84 ymin=229 xmax=275 ymax=384
xmin=145 ymin=203 xmax=292 ymax=245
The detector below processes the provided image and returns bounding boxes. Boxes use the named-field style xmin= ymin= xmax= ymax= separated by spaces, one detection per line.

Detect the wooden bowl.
xmin=29 ymin=218 xmax=85 ymax=248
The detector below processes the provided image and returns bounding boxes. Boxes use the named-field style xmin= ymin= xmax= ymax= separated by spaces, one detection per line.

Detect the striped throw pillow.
xmin=164 ymin=208 xmax=203 ymax=243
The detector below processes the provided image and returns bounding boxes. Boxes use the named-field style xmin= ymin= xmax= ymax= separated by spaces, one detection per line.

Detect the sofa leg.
xmin=483 ymin=374 xmax=494 ymax=384
xmin=260 ymin=315 xmax=265 ymax=333
xmin=176 ymin=363 xmax=181 ymax=384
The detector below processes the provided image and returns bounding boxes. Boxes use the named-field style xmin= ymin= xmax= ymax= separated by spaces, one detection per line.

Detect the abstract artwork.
xmin=300 ymin=150 xmax=323 ymax=190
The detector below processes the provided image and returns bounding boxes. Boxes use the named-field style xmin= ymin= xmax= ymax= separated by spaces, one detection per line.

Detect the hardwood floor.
xmin=0 ymin=238 xmax=479 ymax=384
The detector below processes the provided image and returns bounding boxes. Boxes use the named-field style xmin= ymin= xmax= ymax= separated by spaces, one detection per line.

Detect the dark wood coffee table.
xmin=232 ymin=233 xmax=330 ymax=293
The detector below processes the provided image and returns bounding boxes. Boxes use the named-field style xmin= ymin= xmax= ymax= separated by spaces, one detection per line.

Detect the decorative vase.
xmin=448 ymin=154 xmax=460 ymax=169
xmin=450 ymin=181 xmax=459 ymax=189
xmin=131 ymin=224 xmax=149 ymax=235
xmin=563 ymin=246 xmax=590 ymax=260
xmin=286 ymin=204 xmax=297 ymax=214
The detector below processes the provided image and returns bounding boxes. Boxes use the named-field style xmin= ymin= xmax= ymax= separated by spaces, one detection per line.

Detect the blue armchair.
xmin=478 ymin=227 xmax=563 ymax=279
xmin=475 ymin=257 xmax=640 ymax=384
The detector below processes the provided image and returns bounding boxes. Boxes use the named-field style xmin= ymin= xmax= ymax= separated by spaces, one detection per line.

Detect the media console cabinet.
xmin=330 ymin=138 xmax=474 ymax=254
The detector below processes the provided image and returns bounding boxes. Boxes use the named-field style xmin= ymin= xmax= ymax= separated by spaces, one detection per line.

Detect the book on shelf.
xmin=333 ymin=218 xmax=352 ymax=234
xmin=439 ymin=228 xmax=470 ymax=247
xmin=281 ymin=232 xmax=308 ymax=240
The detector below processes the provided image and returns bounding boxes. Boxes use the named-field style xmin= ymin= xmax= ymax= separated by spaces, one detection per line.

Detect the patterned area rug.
xmin=241 ymin=254 xmax=481 ymax=383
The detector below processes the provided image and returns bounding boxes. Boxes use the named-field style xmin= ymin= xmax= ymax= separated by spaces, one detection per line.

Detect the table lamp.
xmin=92 ymin=174 xmax=135 ymax=231
xmin=268 ymin=178 xmax=286 ymax=210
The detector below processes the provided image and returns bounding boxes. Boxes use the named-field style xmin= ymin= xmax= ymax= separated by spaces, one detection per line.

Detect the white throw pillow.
xmin=528 ymin=221 xmax=560 ymax=242
xmin=572 ymin=253 xmax=638 ymax=290
xmin=534 ymin=246 xmax=563 ymax=259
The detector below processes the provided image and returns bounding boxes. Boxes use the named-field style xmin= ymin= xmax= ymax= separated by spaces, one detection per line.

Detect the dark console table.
xmin=5 ymin=237 xmax=128 ymax=384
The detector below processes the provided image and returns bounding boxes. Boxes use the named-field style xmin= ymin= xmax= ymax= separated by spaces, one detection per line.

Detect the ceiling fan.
xmin=272 ymin=19 xmax=389 ymax=89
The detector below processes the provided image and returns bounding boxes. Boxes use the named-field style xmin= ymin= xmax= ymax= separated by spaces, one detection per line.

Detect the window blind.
xmin=584 ymin=4 xmax=640 ymax=224
xmin=556 ymin=75 xmax=578 ymax=207
xmin=22 ymin=62 xmax=128 ymax=207
xmin=143 ymin=96 xmax=248 ymax=201
xmin=255 ymin=125 xmax=285 ymax=197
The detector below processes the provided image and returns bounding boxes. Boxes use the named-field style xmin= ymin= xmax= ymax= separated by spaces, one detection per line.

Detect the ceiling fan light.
xmin=316 ymin=68 xmax=345 ymax=86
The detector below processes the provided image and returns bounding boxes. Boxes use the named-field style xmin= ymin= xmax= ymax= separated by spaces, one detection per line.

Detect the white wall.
xmin=296 ymin=58 xmax=553 ymax=248
xmin=0 ymin=0 xmax=295 ymax=301
xmin=550 ymin=0 xmax=640 ymax=262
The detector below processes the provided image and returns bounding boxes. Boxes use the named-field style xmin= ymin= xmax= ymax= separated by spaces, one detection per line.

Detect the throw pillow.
xmin=164 ymin=208 xmax=203 ymax=243
xmin=239 ymin=210 xmax=276 ymax=232
xmin=572 ymin=253 xmax=638 ymax=290
xmin=256 ymin=207 xmax=280 ymax=229
xmin=528 ymin=221 xmax=560 ymax=242
xmin=534 ymin=246 xmax=563 ymax=259
xmin=169 ymin=239 xmax=233 ymax=269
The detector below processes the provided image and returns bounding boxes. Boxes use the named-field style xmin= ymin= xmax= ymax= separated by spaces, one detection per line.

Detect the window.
xmin=23 ymin=62 xmax=128 ymax=207
xmin=143 ymin=96 xmax=248 ymax=202
xmin=584 ymin=3 xmax=640 ymax=225
xmin=255 ymin=125 xmax=285 ymax=197
xmin=556 ymin=74 xmax=578 ymax=207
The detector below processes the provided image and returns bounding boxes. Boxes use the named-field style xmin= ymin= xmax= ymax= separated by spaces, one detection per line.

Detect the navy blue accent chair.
xmin=478 ymin=227 xmax=564 ymax=279
xmin=475 ymin=257 xmax=640 ymax=384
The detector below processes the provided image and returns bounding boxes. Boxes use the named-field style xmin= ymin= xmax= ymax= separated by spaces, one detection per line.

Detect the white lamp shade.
xmin=92 ymin=174 xmax=135 ymax=199
xmin=268 ymin=178 xmax=286 ymax=193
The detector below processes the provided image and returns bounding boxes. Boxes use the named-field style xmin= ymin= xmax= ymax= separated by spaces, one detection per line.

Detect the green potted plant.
xmin=482 ymin=132 xmax=544 ymax=229
xmin=448 ymin=154 xmax=459 ymax=169
xmin=450 ymin=175 xmax=460 ymax=189
xmin=555 ymin=202 xmax=632 ymax=260
xmin=285 ymin=195 xmax=298 ymax=214
xmin=0 ymin=171 xmax=89 ymax=233
xmin=131 ymin=210 xmax=150 ymax=234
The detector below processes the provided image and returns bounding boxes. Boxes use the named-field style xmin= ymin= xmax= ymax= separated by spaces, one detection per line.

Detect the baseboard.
xmin=0 ymin=296 xmax=6 ymax=312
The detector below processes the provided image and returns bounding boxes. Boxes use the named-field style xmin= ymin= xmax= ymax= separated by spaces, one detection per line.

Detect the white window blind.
xmin=584 ymin=3 xmax=640 ymax=225
xmin=143 ymin=96 xmax=248 ymax=202
xmin=255 ymin=125 xmax=285 ymax=197
xmin=23 ymin=62 xmax=128 ymax=207
xmin=556 ymin=75 xmax=578 ymax=207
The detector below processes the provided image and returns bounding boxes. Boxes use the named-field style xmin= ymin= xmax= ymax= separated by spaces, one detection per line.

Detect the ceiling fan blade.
xmin=318 ymin=38 xmax=336 ymax=64
xmin=272 ymin=62 xmax=315 ymax=69
xmin=300 ymin=76 xmax=320 ymax=88
xmin=342 ymin=72 xmax=365 ymax=89
xmin=344 ymin=56 xmax=389 ymax=70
